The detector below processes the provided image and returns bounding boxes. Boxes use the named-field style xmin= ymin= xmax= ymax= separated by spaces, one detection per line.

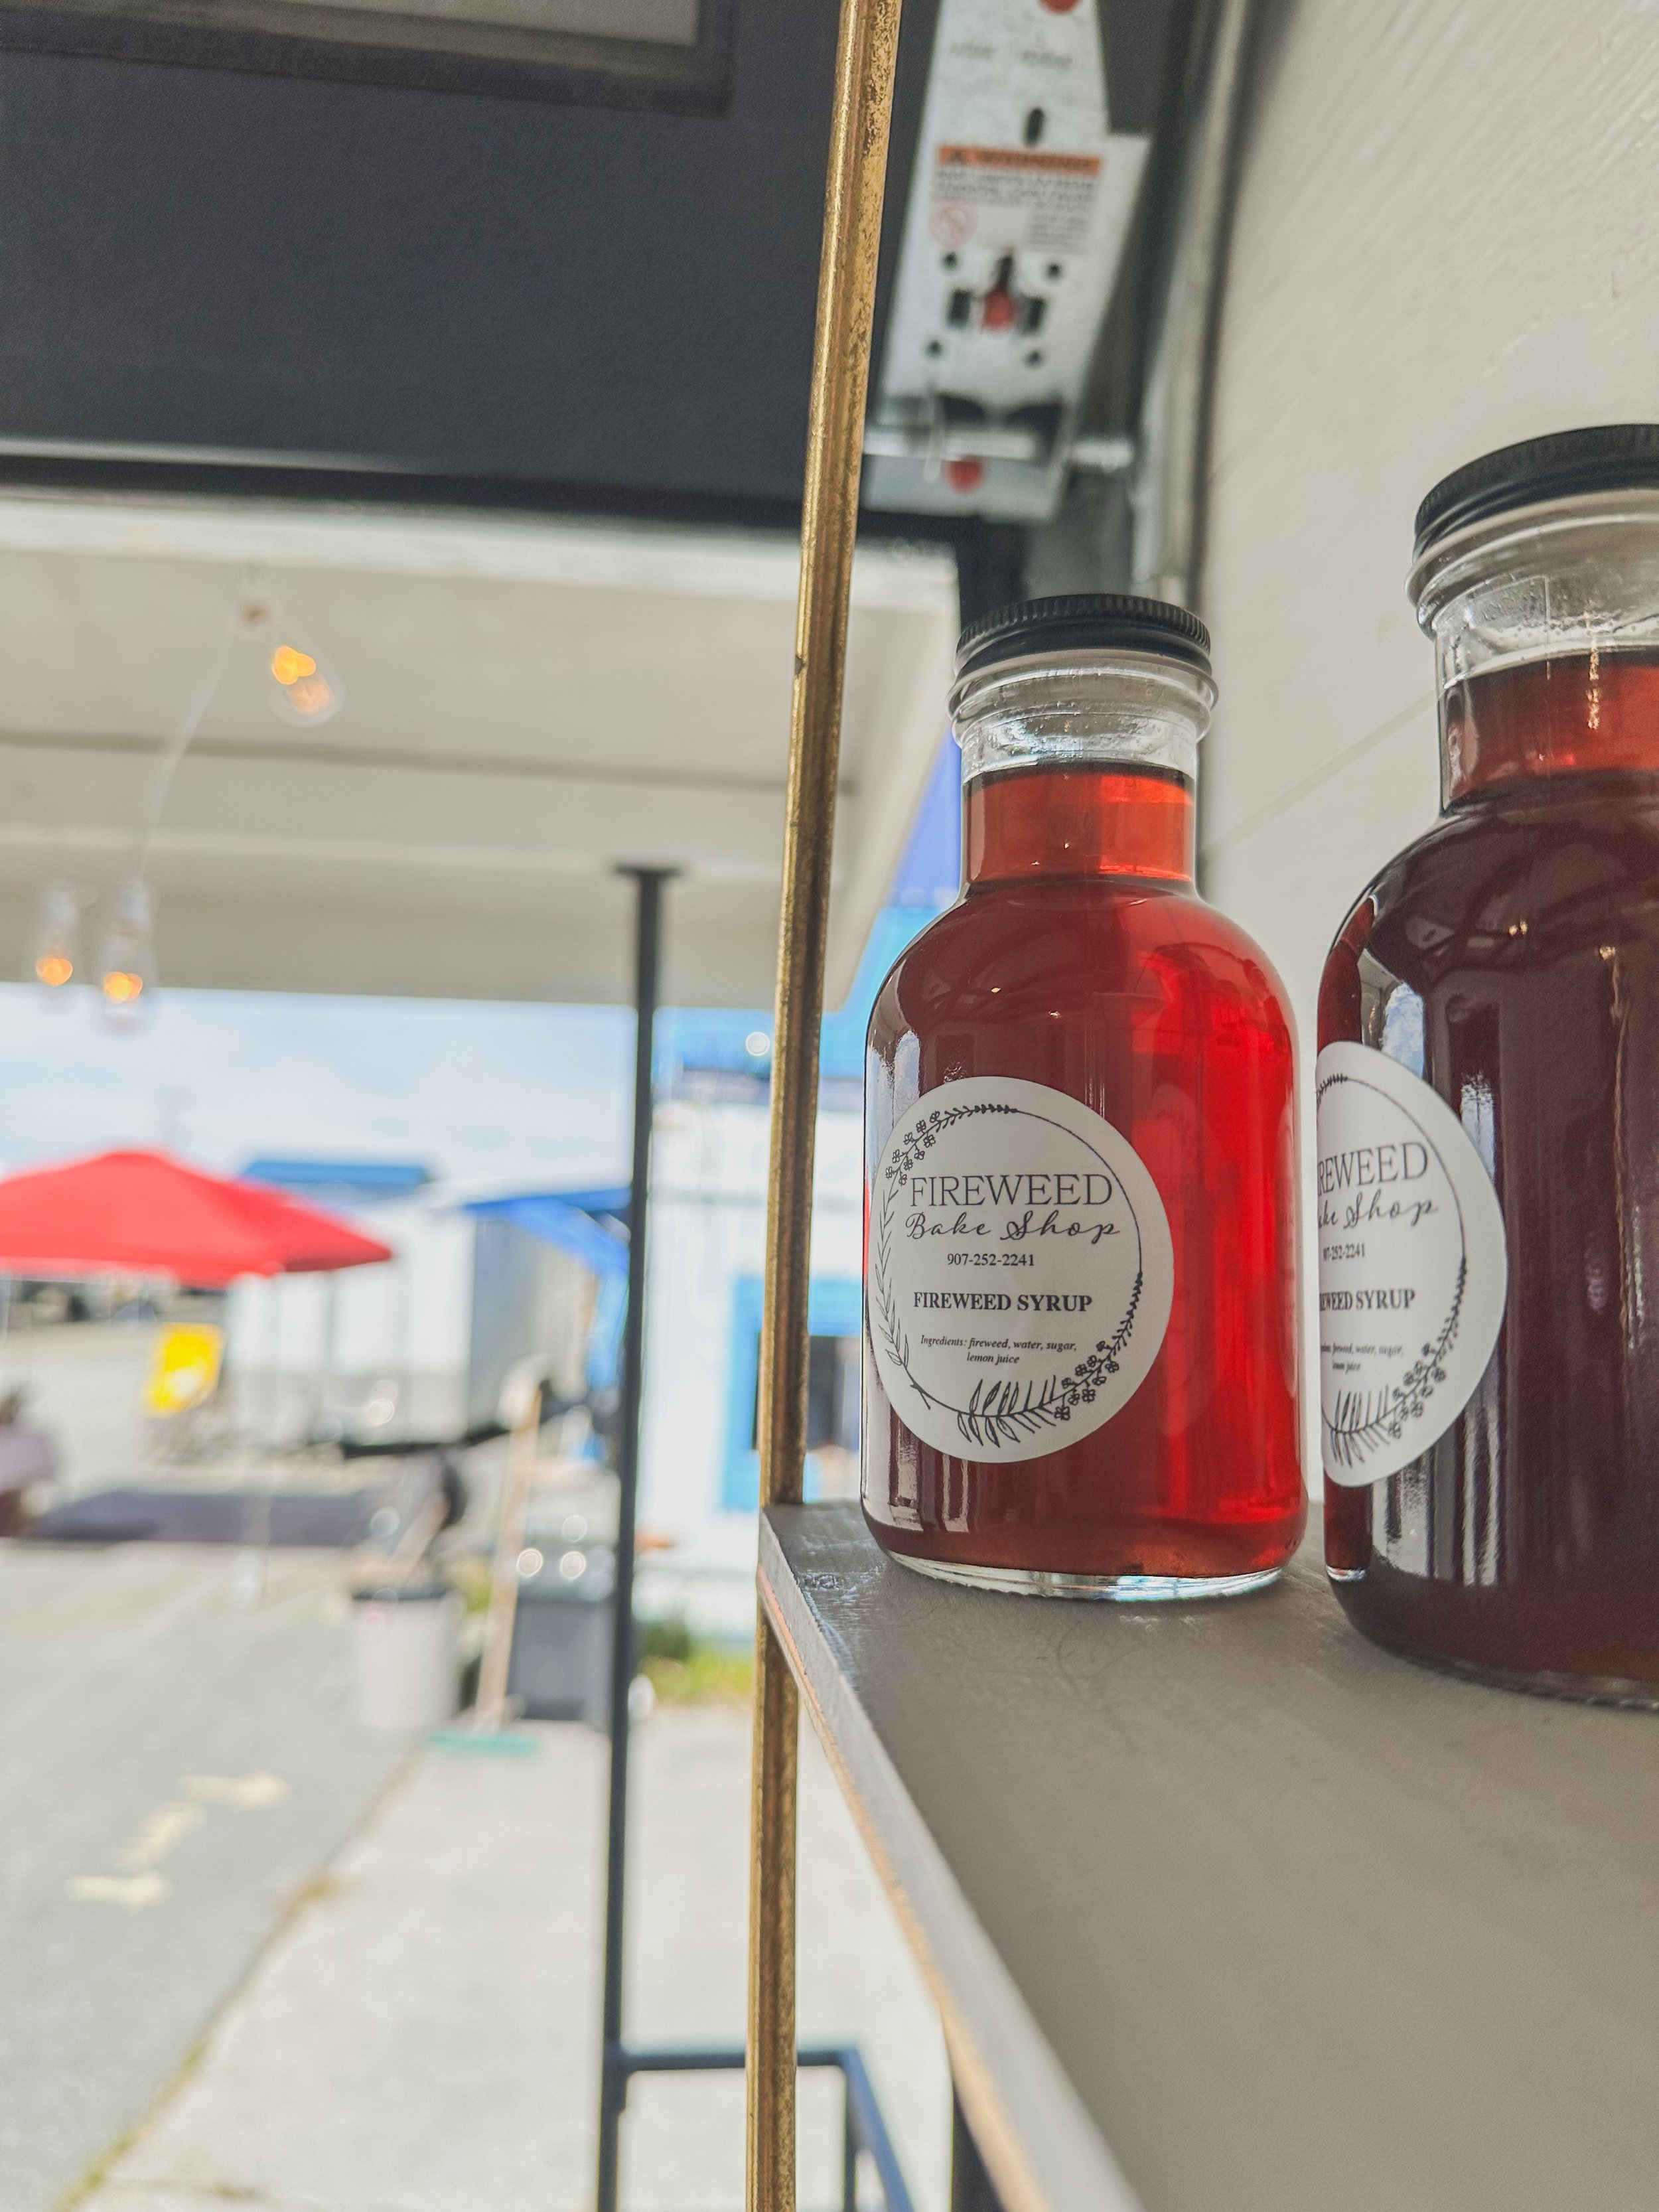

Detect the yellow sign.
xmin=145 ymin=1325 xmax=224 ymax=1416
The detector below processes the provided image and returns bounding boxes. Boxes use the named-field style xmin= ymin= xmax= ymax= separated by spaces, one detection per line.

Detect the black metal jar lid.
xmin=1414 ymin=425 xmax=1659 ymax=562
xmin=955 ymin=593 xmax=1211 ymax=681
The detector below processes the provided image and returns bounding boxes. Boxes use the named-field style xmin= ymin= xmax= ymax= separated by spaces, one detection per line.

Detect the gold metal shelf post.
xmin=745 ymin=0 xmax=903 ymax=2205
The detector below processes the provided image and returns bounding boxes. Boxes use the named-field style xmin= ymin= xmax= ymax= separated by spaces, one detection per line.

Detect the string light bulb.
xmin=236 ymin=593 xmax=345 ymax=726
xmin=99 ymin=877 xmax=158 ymax=1028
xmin=261 ymin=632 xmax=342 ymax=725
xmin=28 ymin=881 xmax=82 ymax=1001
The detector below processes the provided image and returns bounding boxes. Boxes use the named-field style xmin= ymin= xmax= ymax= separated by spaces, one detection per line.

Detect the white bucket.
xmin=350 ymin=1583 xmax=461 ymax=1731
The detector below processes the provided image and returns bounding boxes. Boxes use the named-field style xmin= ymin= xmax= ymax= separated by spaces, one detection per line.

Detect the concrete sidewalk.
xmin=74 ymin=1709 xmax=951 ymax=2212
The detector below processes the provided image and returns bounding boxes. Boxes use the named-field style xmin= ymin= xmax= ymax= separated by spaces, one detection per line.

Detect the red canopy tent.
xmin=0 ymin=1148 xmax=394 ymax=1288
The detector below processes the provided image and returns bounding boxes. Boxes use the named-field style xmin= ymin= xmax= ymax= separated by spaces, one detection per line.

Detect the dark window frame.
xmin=0 ymin=0 xmax=734 ymax=112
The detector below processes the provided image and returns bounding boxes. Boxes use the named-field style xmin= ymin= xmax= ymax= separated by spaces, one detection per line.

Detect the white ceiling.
xmin=0 ymin=495 xmax=958 ymax=1009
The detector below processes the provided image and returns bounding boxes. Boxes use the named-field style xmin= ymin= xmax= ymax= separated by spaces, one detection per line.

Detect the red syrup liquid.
xmin=1323 ymin=652 xmax=1659 ymax=1697
xmin=863 ymin=762 xmax=1306 ymax=1585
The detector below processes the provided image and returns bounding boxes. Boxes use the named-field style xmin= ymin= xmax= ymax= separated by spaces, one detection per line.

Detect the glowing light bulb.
xmin=28 ymin=881 xmax=82 ymax=1002
xmin=265 ymin=637 xmax=343 ymax=727
xmin=99 ymin=878 xmax=158 ymax=1029
xmin=238 ymin=591 xmax=346 ymax=727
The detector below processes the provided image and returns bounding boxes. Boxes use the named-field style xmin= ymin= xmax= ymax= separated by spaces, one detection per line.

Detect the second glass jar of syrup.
xmin=863 ymin=595 xmax=1306 ymax=1597
xmin=1321 ymin=425 xmax=1659 ymax=1702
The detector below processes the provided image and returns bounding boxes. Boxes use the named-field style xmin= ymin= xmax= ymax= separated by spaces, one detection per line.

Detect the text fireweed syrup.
xmin=862 ymin=595 xmax=1306 ymax=1597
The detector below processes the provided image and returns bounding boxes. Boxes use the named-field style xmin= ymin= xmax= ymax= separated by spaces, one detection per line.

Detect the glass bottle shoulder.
xmin=868 ymin=877 xmax=1295 ymax=1058
xmin=1325 ymin=771 xmax=1659 ymax=1017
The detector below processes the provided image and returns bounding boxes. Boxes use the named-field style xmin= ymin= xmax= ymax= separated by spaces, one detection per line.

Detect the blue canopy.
xmin=466 ymin=1189 xmax=630 ymax=1396
xmin=465 ymin=1191 xmax=628 ymax=1279
xmin=242 ymin=1158 xmax=432 ymax=1201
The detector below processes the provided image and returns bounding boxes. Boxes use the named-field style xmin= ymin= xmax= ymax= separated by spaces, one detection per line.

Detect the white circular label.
xmin=866 ymin=1077 xmax=1173 ymax=1464
xmin=1316 ymin=1041 xmax=1509 ymax=1487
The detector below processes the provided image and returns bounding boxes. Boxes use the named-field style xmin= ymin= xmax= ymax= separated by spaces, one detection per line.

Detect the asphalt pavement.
xmin=0 ymin=1540 xmax=407 ymax=2211
xmin=1 ymin=1540 xmax=950 ymax=2212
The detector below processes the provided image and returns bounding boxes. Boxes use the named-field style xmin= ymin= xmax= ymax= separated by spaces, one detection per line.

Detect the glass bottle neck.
xmin=1442 ymin=651 xmax=1659 ymax=806
xmin=1411 ymin=496 xmax=1659 ymax=807
xmin=964 ymin=762 xmax=1196 ymax=886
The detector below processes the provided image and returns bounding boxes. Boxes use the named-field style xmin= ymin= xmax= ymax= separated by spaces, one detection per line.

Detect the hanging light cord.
xmin=134 ymin=596 xmax=241 ymax=879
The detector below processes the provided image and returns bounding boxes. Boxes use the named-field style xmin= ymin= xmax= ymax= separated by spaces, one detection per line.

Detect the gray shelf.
xmin=759 ymin=1503 xmax=1659 ymax=2212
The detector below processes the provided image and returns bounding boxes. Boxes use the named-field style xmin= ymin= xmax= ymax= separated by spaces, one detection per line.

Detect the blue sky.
xmin=0 ymin=986 xmax=638 ymax=1188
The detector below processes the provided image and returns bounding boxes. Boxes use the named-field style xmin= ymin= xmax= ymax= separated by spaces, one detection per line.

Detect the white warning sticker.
xmin=930 ymin=146 xmax=1104 ymax=256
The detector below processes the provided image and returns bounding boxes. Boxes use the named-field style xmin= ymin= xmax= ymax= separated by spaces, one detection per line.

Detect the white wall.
xmin=639 ymin=1098 xmax=865 ymax=1542
xmin=1200 ymin=0 xmax=1659 ymax=1476
xmin=1204 ymin=0 xmax=1659 ymax=1021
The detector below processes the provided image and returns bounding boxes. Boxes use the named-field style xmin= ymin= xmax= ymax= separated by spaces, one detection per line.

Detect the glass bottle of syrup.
xmin=1321 ymin=425 xmax=1659 ymax=1701
xmin=863 ymin=595 xmax=1306 ymax=1595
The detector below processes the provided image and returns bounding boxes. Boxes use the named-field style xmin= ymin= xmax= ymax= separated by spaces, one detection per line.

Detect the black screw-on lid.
xmin=1414 ymin=425 xmax=1659 ymax=561
xmin=954 ymin=592 xmax=1211 ymax=680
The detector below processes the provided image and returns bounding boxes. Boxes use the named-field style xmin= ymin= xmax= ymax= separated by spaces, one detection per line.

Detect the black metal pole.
xmin=950 ymin=2079 xmax=1005 ymax=2212
xmin=596 ymin=865 xmax=674 ymax=2212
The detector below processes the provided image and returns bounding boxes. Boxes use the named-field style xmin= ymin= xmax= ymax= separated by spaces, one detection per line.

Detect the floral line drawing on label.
xmin=866 ymin=1079 xmax=1173 ymax=1464
xmin=1323 ymin=1258 xmax=1464 ymax=1476
xmin=872 ymin=1155 xmax=1144 ymax=1449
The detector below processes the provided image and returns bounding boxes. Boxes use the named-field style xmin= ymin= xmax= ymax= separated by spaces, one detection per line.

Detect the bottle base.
xmin=1331 ymin=1594 xmax=1659 ymax=1711
xmin=892 ymin=1551 xmax=1285 ymax=1602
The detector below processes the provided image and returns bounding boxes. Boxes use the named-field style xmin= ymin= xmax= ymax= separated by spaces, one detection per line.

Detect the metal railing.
xmin=609 ymin=2040 xmax=916 ymax=2212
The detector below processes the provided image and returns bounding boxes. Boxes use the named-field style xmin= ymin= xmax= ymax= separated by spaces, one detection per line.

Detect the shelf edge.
xmin=759 ymin=1505 xmax=1145 ymax=2212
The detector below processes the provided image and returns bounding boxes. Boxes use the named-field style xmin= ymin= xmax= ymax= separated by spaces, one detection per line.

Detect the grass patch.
xmin=640 ymin=1616 xmax=753 ymax=1705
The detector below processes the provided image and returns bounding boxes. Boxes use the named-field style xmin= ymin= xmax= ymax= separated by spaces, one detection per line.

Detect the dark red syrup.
xmin=1323 ymin=652 xmax=1659 ymax=1696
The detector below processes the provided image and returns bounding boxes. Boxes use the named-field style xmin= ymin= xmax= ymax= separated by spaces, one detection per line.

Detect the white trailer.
xmin=226 ymin=1184 xmax=596 ymax=1451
